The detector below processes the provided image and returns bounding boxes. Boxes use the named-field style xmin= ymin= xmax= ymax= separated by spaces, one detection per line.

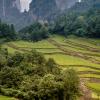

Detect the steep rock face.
xmin=55 ymin=0 xmax=79 ymax=10
xmin=0 ymin=0 xmax=32 ymax=30
xmin=0 ymin=0 xmax=79 ymax=30
xmin=29 ymin=0 xmax=79 ymax=21
xmin=70 ymin=0 xmax=100 ymax=12
xmin=0 ymin=0 xmax=21 ymax=18
xmin=29 ymin=0 xmax=58 ymax=20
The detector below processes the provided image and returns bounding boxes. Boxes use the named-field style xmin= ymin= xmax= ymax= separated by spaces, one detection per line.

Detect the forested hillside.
xmin=0 ymin=20 xmax=16 ymax=40
xmin=51 ymin=8 xmax=100 ymax=38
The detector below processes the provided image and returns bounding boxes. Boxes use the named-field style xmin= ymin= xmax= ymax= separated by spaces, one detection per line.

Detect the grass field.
xmin=1 ymin=35 xmax=100 ymax=99
xmin=87 ymin=83 xmax=100 ymax=91
xmin=0 ymin=95 xmax=16 ymax=100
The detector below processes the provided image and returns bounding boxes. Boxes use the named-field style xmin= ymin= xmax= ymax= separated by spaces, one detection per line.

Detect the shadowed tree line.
xmin=50 ymin=8 xmax=100 ymax=38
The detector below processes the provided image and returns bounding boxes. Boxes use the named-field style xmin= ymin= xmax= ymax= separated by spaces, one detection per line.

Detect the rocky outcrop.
xmin=55 ymin=0 xmax=79 ymax=10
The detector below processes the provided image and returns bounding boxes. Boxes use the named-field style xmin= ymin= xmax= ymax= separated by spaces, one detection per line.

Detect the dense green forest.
xmin=0 ymin=20 xmax=16 ymax=40
xmin=0 ymin=48 xmax=80 ymax=100
xmin=51 ymin=8 xmax=100 ymax=38
xmin=19 ymin=22 xmax=49 ymax=41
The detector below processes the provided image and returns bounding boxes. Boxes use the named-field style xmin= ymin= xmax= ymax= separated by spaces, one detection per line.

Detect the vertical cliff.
xmin=29 ymin=0 xmax=57 ymax=20
xmin=55 ymin=0 xmax=79 ymax=10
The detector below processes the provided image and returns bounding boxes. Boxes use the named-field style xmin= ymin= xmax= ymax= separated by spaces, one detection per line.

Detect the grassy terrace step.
xmin=45 ymin=54 xmax=100 ymax=68
xmin=45 ymin=54 xmax=93 ymax=65
xmin=5 ymin=42 xmax=100 ymax=58
xmin=2 ymin=44 xmax=21 ymax=54
xmin=9 ymin=40 xmax=56 ymax=48
xmin=0 ymin=95 xmax=16 ymax=100
xmin=80 ymin=74 xmax=100 ymax=79
xmin=67 ymin=36 xmax=100 ymax=49
xmin=65 ymin=40 xmax=100 ymax=52
xmin=51 ymin=35 xmax=100 ymax=49
xmin=51 ymin=36 xmax=100 ymax=56
xmin=92 ymin=92 xmax=99 ymax=100
xmin=62 ymin=46 xmax=100 ymax=64
xmin=61 ymin=65 xmax=100 ymax=70
xmin=79 ymin=71 xmax=100 ymax=75
xmin=3 ymin=44 xmax=63 ymax=54
xmin=87 ymin=83 xmax=100 ymax=93
xmin=62 ymin=46 xmax=100 ymax=57
xmin=48 ymin=39 xmax=100 ymax=64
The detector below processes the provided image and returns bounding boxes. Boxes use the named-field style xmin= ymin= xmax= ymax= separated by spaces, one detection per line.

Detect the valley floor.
xmin=1 ymin=35 xmax=100 ymax=100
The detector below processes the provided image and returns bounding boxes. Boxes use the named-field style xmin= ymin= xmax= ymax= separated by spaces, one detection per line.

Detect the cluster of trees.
xmin=0 ymin=20 xmax=16 ymax=40
xmin=50 ymin=8 xmax=100 ymax=38
xmin=19 ymin=22 xmax=49 ymax=41
xmin=0 ymin=9 xmax=100 ymax=42
xmin=0 ymin=48 xmax=80 ymax=100
xmin=0 ymin=20 xmax=49 ymax=42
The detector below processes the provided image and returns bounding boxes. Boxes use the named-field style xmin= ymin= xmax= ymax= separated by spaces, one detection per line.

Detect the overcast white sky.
xmin=20 ymin=0 xmax=32 ymax=12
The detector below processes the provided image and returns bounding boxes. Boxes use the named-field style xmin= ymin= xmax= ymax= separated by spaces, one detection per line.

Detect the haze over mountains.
xmin=0 ymin=0 xmax=99 ymax=30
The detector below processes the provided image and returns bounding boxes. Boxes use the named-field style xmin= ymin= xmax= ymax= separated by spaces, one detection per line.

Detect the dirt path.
xmin=80 ymin=78 xmax=92 ymax=100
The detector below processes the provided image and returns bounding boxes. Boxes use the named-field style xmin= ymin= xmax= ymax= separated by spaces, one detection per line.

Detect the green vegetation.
xmin=0 ymin=20 xmax=16 ymax=40
xmin=1 ymin=35 xmax=100 ymax=100
xmin=87 ymin=83 xmax=100 ymax=91
xmin=87 ymin=83 xmax=100 ymax=99
xmin=45 ymin=54 xmax=93 ymax=65
xmin=51 ymin=7 xmax=100 ymax=38
xmin=80 ymin=74 xmax=100 ymax=79
xmin=0 ymin=49 xmax=80 ymax=100
xmin=19 ymin=22 xmax=49 ymax=41
xmin=0 ymin=95 xmax=16 ymax=100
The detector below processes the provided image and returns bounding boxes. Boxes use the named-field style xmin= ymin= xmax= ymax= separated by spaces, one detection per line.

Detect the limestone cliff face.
xmin=0 ymin=0 xmax=21 ymax=18
xmin=55 ymin=0 xmax=79 ymax=10
xmin=29 ymin=0 xmax=57 ymax=20
xmin=29 ymin=0 xmax=79 ymax=20
xmin=70 ymin=0 xmax=100 ymax=12
xmin=0 ymin=0 xmax=31 ymax=30
xmin=0 ymin=0 xmax=79 ymax=29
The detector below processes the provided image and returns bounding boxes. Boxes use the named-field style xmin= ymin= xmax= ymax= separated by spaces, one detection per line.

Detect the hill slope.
xmin=1 ymin=35 xmax=100 ymax=99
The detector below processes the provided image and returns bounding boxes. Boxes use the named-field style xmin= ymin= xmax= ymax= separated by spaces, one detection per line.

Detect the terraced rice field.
xmin=0 ymin=95 xmax=16 ymax=100
xmin=1 ymin=35 xmax=100 ymax=99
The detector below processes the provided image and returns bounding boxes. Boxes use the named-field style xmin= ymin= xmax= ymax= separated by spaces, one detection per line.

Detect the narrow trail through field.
xmin=47 ymin=38 xmax=100 ymax=64
xmin=80 ymin=78 xmax=92 ymax=100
